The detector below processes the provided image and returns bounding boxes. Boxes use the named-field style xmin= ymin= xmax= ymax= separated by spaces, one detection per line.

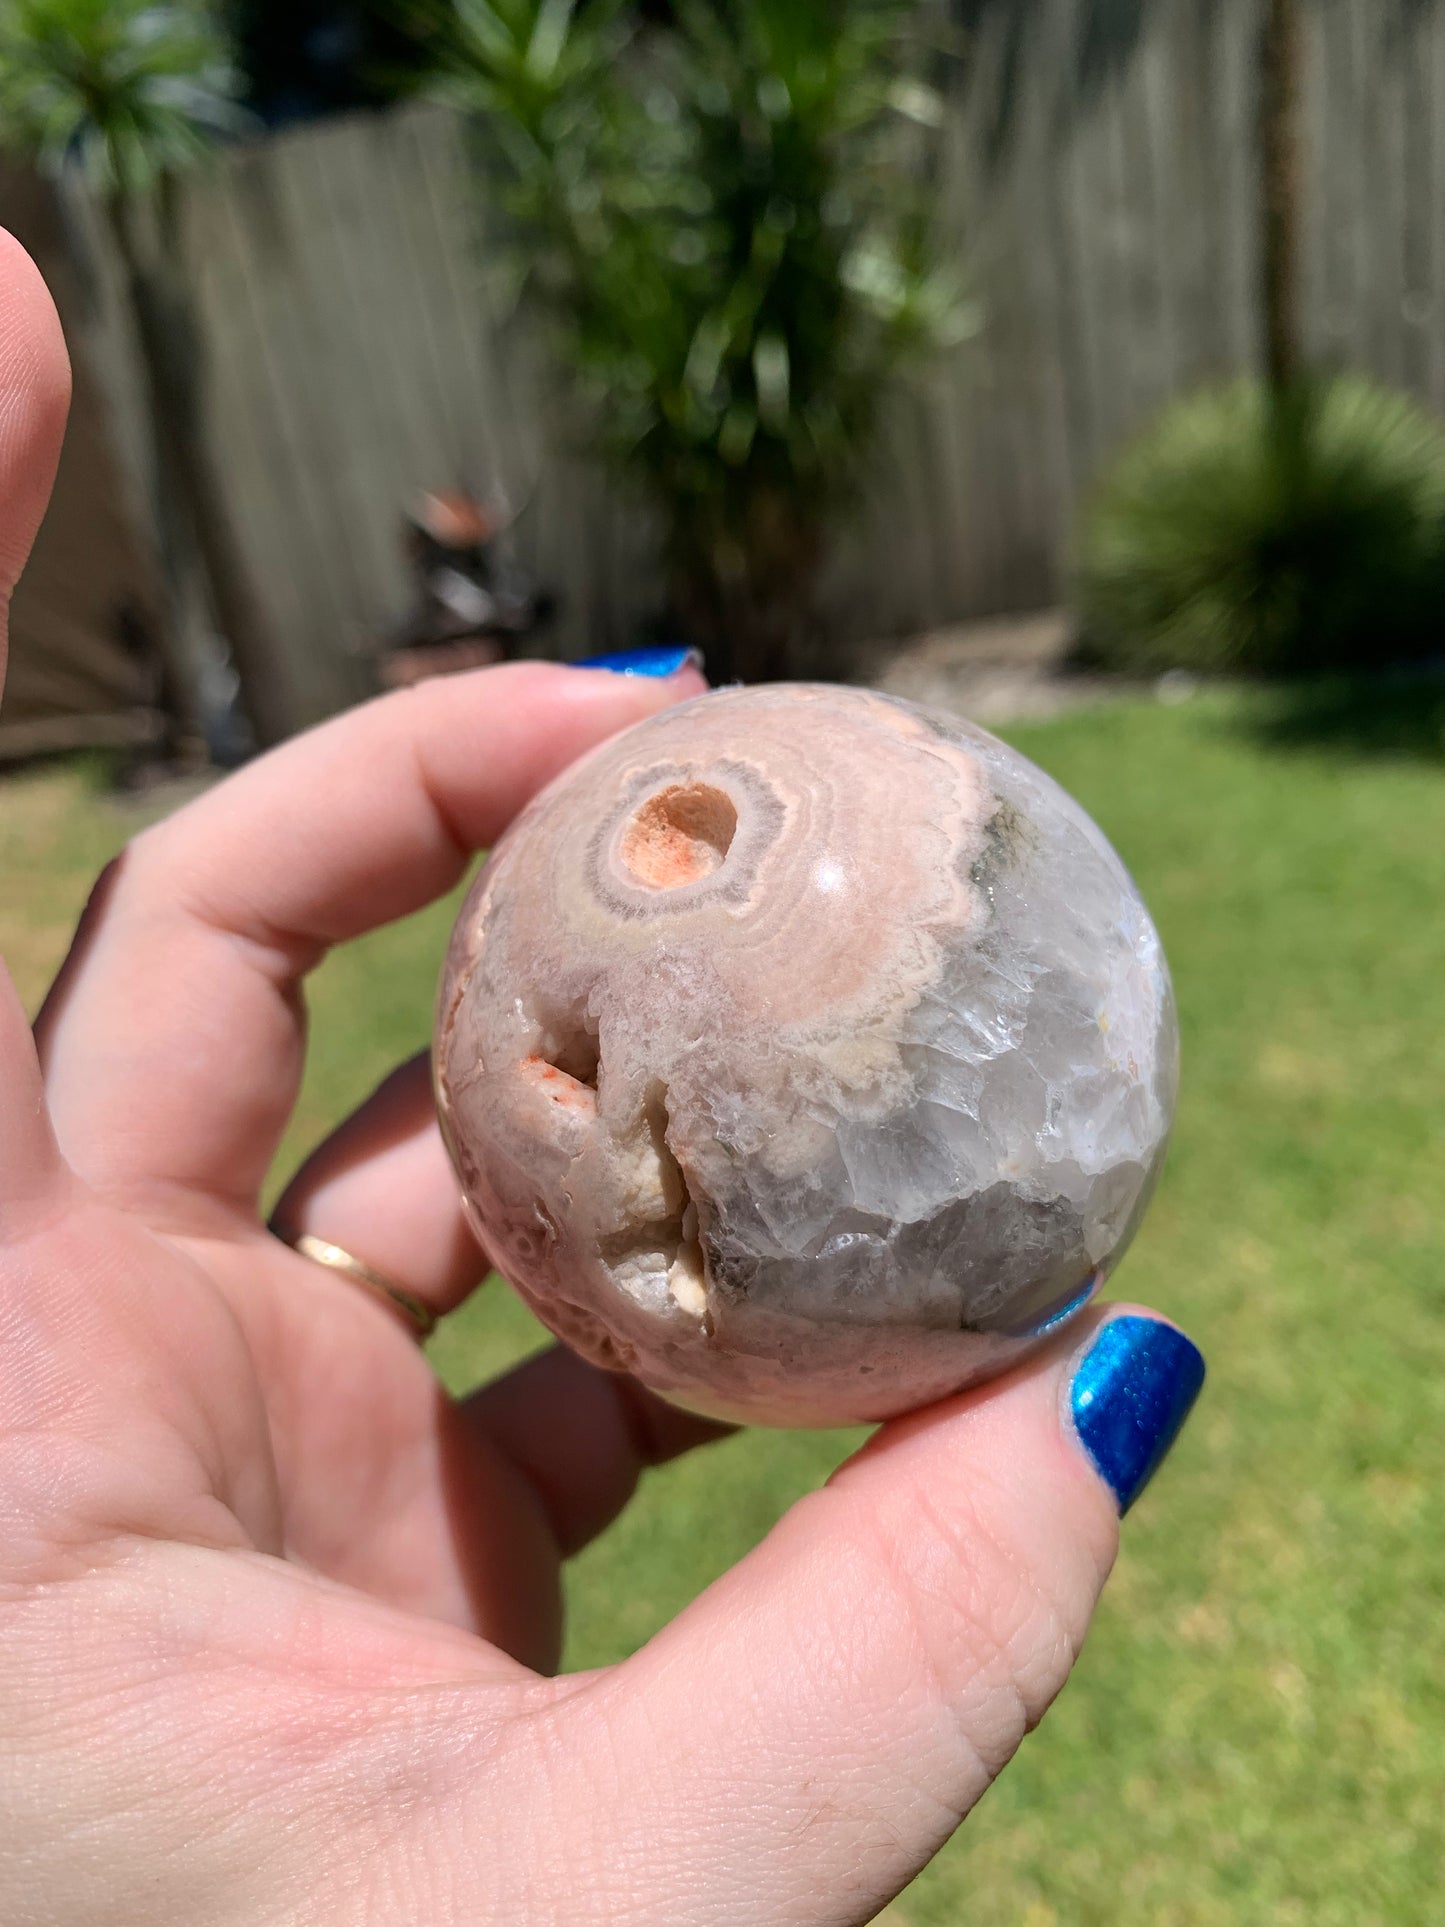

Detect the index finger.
xmin=36 ymin=659 xmax=706 ymax=1215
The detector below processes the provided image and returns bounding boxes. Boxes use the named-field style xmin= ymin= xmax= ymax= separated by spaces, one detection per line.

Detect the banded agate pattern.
xmin=435 ymin=685 xmax=1177 ymax=1426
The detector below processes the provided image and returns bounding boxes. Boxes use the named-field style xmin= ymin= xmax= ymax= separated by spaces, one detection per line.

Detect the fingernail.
xmin=575 ymin=645 xmax=704 ymax=677
xmin=1069 ymin=1314 xmax=1205 ymax=1514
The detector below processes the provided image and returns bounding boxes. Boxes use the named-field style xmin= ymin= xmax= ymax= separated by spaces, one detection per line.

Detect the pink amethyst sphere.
xmin=435 ymin=684 xmax=1177 ymax=1427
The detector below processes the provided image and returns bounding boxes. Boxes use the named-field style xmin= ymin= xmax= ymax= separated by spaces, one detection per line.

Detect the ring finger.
xmin=271 ymin=1053 xmax=488 ymax=1325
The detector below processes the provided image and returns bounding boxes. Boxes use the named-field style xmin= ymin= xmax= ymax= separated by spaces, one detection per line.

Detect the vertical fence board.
xmin=1398 ymin=6 xmax=1436 ymax=401
xmin=1429 ymin=5 xmax=1445 ymax=412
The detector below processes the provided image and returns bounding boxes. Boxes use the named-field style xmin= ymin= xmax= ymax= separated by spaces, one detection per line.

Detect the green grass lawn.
xmin=3 ymin=686 xmax=1442 ymax=1926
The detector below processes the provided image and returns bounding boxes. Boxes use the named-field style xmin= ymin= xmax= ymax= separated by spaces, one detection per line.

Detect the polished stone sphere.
xmin=435 ymin=684 xmax=1177 ymax=1426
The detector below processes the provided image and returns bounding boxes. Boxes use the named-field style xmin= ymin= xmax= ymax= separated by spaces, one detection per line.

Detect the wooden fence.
xmin=55 ymin=0 xmax=1445 ymax=728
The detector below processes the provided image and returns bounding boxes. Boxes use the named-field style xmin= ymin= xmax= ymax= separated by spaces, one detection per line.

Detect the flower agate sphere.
xmin=435 ymin=685 xmax=1177 ymax=1427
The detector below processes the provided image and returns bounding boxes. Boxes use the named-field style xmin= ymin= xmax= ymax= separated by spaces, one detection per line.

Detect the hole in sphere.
xmin=621 ymin=782 xmax=737 ymax=889
xmin=540 ymin=1010 xmax=600 ymax=1089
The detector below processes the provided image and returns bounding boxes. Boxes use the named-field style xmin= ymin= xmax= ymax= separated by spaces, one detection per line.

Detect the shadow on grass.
xmin=1247 ymin=672 xmax=1445 ymax=764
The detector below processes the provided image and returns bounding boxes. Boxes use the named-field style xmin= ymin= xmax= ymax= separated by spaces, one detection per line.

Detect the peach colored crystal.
xmin=435 ymin=685 xmax=1177 ymax=1426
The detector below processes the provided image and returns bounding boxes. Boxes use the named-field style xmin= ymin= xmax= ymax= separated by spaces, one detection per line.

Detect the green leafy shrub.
xmin=0 ymin=0 xmax=242 ymax=191
xmin=1075 ymin=375 xmax=1445 ymax=676
xmin=435 ymin=0 xmax=966 ymax=680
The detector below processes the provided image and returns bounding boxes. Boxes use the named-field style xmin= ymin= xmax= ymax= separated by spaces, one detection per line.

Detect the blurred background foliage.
xmin=0 ymin=0 xmax=243 ymax=190
xmin=9 ymin=0 xmax=1445 ymax=710
xmin=1076 ymin=375 xmax=1445 ymax=676
xmin=433 ymin=0 xmax=970 ymax=681
xmin=1075 ymin=0 xmax=1445 ymax=681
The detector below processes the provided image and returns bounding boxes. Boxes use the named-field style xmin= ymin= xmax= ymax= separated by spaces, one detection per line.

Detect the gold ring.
xmin=271 ymin=1227 xmax=437 ymax=1340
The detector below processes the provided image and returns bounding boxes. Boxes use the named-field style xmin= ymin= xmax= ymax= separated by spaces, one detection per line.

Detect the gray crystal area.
xmin=435 ymin=683 xmax=1177 ymax=1427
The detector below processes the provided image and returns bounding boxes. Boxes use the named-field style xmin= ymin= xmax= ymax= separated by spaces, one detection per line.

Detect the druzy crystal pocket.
xmin=435 ymin=685 xmax=1177 ymax=1426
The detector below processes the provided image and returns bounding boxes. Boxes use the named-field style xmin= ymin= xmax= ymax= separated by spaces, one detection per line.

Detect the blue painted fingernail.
xmin=575 ymin=645 xmax=703 ymax=677
xmin=1069 ymin=1315 xmax=1205 ymax=1514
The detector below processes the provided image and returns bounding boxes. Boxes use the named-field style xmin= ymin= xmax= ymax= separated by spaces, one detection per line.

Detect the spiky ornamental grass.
xmin=1076 ymin=375 xmax=1445 ymax=677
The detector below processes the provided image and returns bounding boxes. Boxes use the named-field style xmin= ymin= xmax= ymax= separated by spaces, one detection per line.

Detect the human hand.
xmin=0 ymin=230 xmax=1203 ymax=1927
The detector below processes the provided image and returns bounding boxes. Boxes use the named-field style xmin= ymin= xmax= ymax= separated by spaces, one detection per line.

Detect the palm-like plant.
xmin=440 ymin=0 xmax=964 ymax=680
xmin=0 ymin=0 xmax=291 ymax=749
xmin=0 ymin=0 xmax=239 ymax=188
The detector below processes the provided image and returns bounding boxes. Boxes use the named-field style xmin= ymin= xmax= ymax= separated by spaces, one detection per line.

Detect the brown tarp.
xmin=1 ymin=167 xmax=164 ymax=760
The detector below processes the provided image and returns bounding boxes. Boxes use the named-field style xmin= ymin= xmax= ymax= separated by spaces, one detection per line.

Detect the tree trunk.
xmin=1260 ymin=0 xmax=1305 ymax=394
xmin=670 ymin=490 xmax=824 ymax=684
xmin=104 ymin=187 xmax=298 ymax=749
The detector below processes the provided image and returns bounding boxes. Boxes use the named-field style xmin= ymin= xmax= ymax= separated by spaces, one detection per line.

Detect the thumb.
xmin=0 ymin=226 xmax=71 ymax=688
xmin=531 ymin=1305 xmax=1204 ymax=1927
